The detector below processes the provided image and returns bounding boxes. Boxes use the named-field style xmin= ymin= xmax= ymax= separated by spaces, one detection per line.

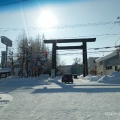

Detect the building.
xmin=57 ymin=65 xmax=72 ymax=75
xmin=58 ymin=64 xmax=83 ymax=75
xmin=88 ymin=57 xmax=99 ymax=75
xmin=71 ymin=64 xmax=83 ymax=75
xmin=95 ymin=49 xmax=120 ymax=75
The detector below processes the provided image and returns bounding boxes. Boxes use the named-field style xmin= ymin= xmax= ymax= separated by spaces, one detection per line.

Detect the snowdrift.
xmin=82 ymin=72 xmax=120 ymax=84
xmin=98 ymin=72 xmax=120 ymax=84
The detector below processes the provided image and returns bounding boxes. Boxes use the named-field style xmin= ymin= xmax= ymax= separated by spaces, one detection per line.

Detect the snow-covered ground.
xmin=83 ymin=71 xmax=120 ymax=84
xmin=0 ymin=73 xmax=120 ymax=120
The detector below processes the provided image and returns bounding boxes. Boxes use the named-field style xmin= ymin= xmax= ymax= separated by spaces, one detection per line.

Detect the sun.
xmin=36 ymin=9 xmax=58 ymax=28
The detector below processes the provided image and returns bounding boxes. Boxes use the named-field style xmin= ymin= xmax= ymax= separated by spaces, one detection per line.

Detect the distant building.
xmin=71 ymin=64 xmax=83 ymax=75
xmin=64 ymin=65 xmax=72 ymax=74
xmin=57 ymin=65 xmax=72 ymax=75
xmin=95 ymin=49 xmax=120 ymax=75
xmin=58 ymin=64 xmax=83 ymax=75
xmin=88 ymin=57 xmax=99 ymax=75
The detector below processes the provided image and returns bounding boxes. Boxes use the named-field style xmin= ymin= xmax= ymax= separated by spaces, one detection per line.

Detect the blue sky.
xmin=0 ymin=0 xmax=120 ymax=65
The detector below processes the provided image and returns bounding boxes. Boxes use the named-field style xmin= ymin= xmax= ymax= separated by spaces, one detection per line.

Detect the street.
xmin=0 ymin=76 xmax=120 ymax=120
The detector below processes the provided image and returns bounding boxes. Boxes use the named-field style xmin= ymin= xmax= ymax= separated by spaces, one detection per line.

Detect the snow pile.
xmin=40 ymin=74 xmax=49 ymax=79
xmin=82 ymin=72 xmax=120 ymax=84
xmin=98 ymin=72 xmax=120 ymax=83
xmin=110 ymin=71 xmax=120 ymax=77
xmin=84 ymin=72 xmax=120 ymax=84
xmin=79 ymin=74 xmax=83 ymax=77
xmin=84 ymin=74 xmax=101 ymax=81
xmin=98 ymin=75 xmax=111 ymax=83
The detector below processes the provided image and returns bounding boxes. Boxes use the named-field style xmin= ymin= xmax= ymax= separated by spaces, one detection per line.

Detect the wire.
xmin=0 ymin=42 xmax=119 ymax=51
xmin=114 ymin=36 xmax=120 ymax=45
xmin=0 ymin=49 xmax=116 ymax=57
xmin=0 ymin=21 xmax=120 ymax=32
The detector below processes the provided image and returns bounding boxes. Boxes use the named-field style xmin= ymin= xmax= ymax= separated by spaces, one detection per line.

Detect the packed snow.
xmin=83 ymin=71 xmax=120 ymax=84
xmin=0 ymin=72 xmax=120 ymax=120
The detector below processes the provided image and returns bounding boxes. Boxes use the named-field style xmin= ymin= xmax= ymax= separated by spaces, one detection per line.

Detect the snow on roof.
xmin=0 ymin=68 xmax=11 ymax=73
xmin=95 ymin=50 xmax=118 ymax=62
xmin=88 ymin=57 xmax=99 ymax=59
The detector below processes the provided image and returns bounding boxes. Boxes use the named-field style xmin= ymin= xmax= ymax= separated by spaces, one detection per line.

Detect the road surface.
xmin=0 ymin=76 xmax=120 ymax=120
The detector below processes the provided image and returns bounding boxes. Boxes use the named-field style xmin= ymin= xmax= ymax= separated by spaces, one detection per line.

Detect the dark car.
xmin=61 ymin=74 xmax=73 ymax=83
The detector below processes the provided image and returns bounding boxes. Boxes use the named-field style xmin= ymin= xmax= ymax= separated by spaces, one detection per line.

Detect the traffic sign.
xmin=1 ymin=36 xmax=12 ymax=47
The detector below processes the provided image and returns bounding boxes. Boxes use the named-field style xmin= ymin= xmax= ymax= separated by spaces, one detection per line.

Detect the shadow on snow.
xmin=0 ymin=77 xmax=50 ymax=93
xmin=32 ymin=78 xmax=120 ymax=94
xmin=0 ymin=77 xmax=120 ymax=94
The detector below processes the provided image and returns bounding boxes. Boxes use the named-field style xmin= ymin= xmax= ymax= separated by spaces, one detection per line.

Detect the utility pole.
xmin=30 ymin=46 xmax=32 ymax=77
xmin=5 ymin=45 xmax=8 ymax=67
xmin=26 ymin=48 xmax=29 ymax=77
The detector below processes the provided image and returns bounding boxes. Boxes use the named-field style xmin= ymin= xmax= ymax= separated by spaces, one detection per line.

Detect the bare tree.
xmin=16 ymin=33 xmax=51 ymax=77
xmin=8 ymin=48 xmax=14 ymax=69
xmin=57 ymin=60 xmax=66 ymax=75
xmin=71 ymin=57 xmax=81 ymax=75
xmin=73 ymin=57 xmax=81 ymax=64
xmin=16 ymin=32 xmax=28 ymax=77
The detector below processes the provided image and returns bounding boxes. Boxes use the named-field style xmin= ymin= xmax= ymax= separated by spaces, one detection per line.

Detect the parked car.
xmin=61 ymin=74 xmax=73 ymax=83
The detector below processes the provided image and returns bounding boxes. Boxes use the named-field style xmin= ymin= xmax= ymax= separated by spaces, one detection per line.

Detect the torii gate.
xmin=44 ymin=38 xmax=96 ymax=77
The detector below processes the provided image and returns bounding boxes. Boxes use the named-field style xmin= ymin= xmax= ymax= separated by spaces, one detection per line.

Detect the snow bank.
xmin=98 ymin=72 xmax=120 ymax=84
xmin=40 ymin=74 xmax=49 ymax=78
xmin=110 ymin=71 xmax=120 ymax=77
xmin=98 ymin=75 xmax=111 ymax=83
xmin=84 ymin=74 xmax=101 ymax=81
xmin=82 ymin=72 xmax=120 ymax=84
xmin=0 ymin=68 xmax=11 ymax=73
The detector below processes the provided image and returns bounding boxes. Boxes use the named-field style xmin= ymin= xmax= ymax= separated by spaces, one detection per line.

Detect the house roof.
xmin=95 ymin=50 xmax=118 ymax=62
xmin=0 ymin=68 xmax=11 ymax=73
xmin=88 ymin=57 xmax=99 ymax=60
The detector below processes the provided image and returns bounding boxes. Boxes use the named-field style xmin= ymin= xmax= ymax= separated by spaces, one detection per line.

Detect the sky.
xmin=0 ymin=0 xmax=120 ymax=65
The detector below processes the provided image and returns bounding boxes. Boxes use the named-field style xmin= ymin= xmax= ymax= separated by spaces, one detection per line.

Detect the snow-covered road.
xmin=0 ymin=77 xmax=120 ymax=120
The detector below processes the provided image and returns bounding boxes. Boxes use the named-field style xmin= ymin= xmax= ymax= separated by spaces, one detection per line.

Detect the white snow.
xmin=0 ymin=68 xmax=11 ymax=73
xmin=82 ymin=71 xmax=120 ymax=84
xmin=83 ymin=74 xmax=101 ymax=82
xmin=0 ymin=73 xmax=120 ymax=120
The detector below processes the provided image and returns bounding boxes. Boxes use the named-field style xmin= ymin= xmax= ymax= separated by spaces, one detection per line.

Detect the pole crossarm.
xmin=56 ymin=45 xmax=83 ymax=50
xmin=44 ymin=38 xmax=96 ymax=43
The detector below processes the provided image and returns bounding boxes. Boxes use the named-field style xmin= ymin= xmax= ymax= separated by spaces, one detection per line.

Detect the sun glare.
xmin=36 ymin=9 xmax=58 ymax=28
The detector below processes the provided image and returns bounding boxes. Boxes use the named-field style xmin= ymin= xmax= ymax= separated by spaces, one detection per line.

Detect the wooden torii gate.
xmin=44 ymin=38 xmax=96 ymax=77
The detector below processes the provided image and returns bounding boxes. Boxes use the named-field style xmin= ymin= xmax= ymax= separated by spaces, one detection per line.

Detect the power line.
xmin=0 ymin=21 xmax=120 ymax=32
xmin=88 ymin=45 xmax=120 ymax=50
xmin=0 ymin=50 xmax=115 ymax=57
xmin=114 ymin=36 xmax=120 ymax=45
xmin=0 ymin=43 xmax=119 ymax=50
